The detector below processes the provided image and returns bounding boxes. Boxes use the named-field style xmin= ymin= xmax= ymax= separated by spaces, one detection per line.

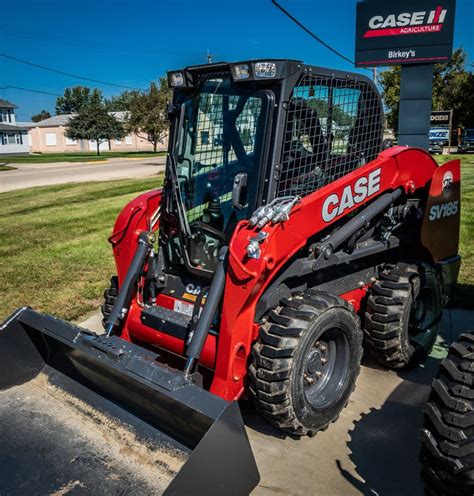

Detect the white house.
xmin=27 ymin=112 xmax=167 ymax=153
xmin=0 ymin=99 xmax=29 ymax=156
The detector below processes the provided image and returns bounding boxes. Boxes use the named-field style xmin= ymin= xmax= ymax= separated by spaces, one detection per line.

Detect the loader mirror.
xmin=232 ymin=172 xmax=248 ymax=210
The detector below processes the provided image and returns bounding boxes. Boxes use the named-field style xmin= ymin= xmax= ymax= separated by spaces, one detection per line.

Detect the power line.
xmin=0 ymin=85 xmax=60 ymax=97
xmin=0 ymin=52 xmax=146 ymax=91
xmin=271 ymin=0 xmax=372 ymax=73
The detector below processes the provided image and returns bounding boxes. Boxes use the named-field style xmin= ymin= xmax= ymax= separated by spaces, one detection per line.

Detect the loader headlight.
xmin=169 ymin=72 xmax=185 ymax=87
xmin=232 ymin=64 xmax=250 ymax=80
xmin=254 ymin=62 xmax=277 ymax=78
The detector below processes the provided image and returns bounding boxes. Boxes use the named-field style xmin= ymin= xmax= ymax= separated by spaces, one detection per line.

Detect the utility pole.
xmin=206 ymin=49 xmax=218 ymax=64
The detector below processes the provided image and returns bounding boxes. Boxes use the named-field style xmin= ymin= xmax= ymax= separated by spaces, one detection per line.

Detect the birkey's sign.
xmin=355 ymin=0 xmax=456 ymax=67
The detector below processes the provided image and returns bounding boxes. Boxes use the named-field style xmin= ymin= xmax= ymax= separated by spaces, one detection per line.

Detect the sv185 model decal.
xmin=429 ymin=201 xmax=459 ymax=221
xmin=322 ymin=168 xmax=381 ymax=223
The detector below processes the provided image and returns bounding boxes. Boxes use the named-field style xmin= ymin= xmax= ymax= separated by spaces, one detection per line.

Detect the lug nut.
xmin=321 ymin=358 xmax=327 ymax=365
xmin=304 ymin=374 xmax=314 ymax=385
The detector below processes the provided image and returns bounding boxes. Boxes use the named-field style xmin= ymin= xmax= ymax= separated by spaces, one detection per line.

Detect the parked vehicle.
xmin=458 ymin=128 xmax=474 ymax=153
xmin=429 ymin=127 xmax=450 ymax=155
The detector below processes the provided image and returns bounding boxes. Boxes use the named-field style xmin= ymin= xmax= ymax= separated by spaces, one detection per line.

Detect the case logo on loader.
xmin=442 ymin=170 xmax=453 ymax=195
xmin=322 ymin=168 xmax=381 ymax=223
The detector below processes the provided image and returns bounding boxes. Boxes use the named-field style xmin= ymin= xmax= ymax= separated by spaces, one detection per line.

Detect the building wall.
xmin=0 ymin=130 xmax=29 ymax=155
xmin=109 ymin=133 xmax=167 ymax=151
xmin=29 ymin=126 xmax=168 ymax=153
xmin=29 ymin=126 xmax=84 ymax=153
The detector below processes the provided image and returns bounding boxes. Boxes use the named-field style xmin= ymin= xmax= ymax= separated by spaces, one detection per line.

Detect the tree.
xmin=106 ymin=90 xmax=141 ymax=111
xmin=126 ymin=77 xmax=172 ymax=152
xmin=31 ymin=110 xmax=51 ymax=122
xmin=56 ymin=86 xmax=104 ymax=114
xmin=378 ymin=66 xmax=401 ymax=132
xmin=65 ymin=104 xmax=126 ymax=155
xmin=432 ymin=49 xmax=474 ymax=130
xmin=379 ymin=48 xmax=474 ymax=133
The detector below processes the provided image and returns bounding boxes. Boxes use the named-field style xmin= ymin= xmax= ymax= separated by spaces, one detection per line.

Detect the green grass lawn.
xmin=0 ymin=176 xmax=162 ymax=322
xmin=2 ymin=150 xmax=166 ymax=164
xmin=0 ymin=154 xmax=472 ymax=324
xmin=0 ymin=165 xmax=17 ymax=171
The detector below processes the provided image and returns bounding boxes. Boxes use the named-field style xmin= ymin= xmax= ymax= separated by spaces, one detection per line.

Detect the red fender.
xmin=108 ymin=189 xmax=162 ymax=338
xmin=109 ymin=189 xmax=163 ymax=281
xmin=210 ymin=147 xmax=440 ymax=400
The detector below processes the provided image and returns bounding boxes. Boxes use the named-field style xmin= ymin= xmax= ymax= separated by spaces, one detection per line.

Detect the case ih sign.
xmin=355 ymin=0 xmax=456 ymax=67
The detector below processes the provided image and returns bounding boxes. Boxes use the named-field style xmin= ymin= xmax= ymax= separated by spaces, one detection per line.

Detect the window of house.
xmin=65 ymin=137 xmax=77 ymax=145
xmin=1 ymin=109 xmax=11 ymax=123
xmin=115 ymin=138 xmax=122 ymax=145
xmin=0 ymin=133 xmax=6 ymax=145
xmin=125 ymin=135 xmax=133 ymax=145
xmin=7 ymin=133 xmax=16 ymax=144
xmin=15 ymin=133 xmax=23 ymax=145
xmin=46 ymin=133 xmax=57 ymax=146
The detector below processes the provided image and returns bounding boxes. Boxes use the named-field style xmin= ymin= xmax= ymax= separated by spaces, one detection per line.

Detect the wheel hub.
xmin=305 ymin=341 xmax=328 ymax=381
xmin=410 ymin=287 xmax=435 ymax=336
xmin=301 ymin=329 xmax=351 ymax=410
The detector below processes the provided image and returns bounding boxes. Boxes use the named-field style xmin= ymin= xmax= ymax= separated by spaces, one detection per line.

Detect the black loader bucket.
xmin=0 ymin=307 xmax=259 ymax=495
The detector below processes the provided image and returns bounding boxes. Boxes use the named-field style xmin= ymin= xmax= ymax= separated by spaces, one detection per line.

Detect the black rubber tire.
xmin=248 ymin=289 xmax=363 ymax=437
xmin=364 ymin=262 xmax=443 ymax=369
xmin=101 ymin=275 xmax=119 ymax=331
xmin=420 ymin=333 xmax=474 ymax=495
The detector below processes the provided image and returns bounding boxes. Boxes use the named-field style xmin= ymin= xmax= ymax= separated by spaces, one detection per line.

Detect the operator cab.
xmin=161 ymin=59 xmax=383 ymax=279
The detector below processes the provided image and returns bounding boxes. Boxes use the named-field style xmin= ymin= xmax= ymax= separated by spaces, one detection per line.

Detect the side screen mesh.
xmin=276 ymin=72 xmax=383 ymax=198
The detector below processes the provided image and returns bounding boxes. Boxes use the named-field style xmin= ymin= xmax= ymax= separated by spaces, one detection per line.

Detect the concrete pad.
xmin=246 ymin=358 xmax=438 ymax=496
xmin=78 ymin=311 xmax=104 ymax=332
xmin=79 ymin=307 xmax=473 ymax=495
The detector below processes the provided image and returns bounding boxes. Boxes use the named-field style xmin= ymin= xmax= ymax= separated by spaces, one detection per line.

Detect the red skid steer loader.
xmin=0 ymin=60 xmax=461 ymax=494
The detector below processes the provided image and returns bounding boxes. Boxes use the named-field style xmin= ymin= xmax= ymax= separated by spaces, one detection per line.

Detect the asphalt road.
xmin=0 ymin=157 xmax=165 ymax=192
xmin=78 ymin=308 xmax=474 ymax=495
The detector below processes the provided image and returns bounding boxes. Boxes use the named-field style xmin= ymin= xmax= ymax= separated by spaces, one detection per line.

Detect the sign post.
xmin=449 ymin=109 xmax=453 ymax=152
xmin=355 ymin=0 xmax=456 ymax=150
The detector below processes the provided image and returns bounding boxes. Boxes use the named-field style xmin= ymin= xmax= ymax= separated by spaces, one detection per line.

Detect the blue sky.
xmin=2 ymin=0 xmax=473 ymax=120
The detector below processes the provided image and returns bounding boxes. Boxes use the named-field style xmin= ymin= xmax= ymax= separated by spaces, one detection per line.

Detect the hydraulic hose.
xmin=183 ymin=247 xmax=228 ymax=376
xmin=105 ymin=231 xmax=155 ymax=337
